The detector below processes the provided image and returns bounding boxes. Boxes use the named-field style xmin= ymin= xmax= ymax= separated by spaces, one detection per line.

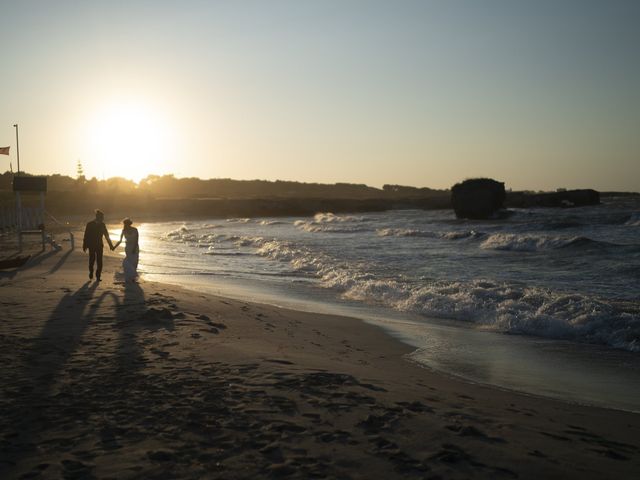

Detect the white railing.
xmin=1 ymin=204 xmax=74 ymax=251
xmin=20 ymin=206 xmax=45 ymax=230
xmin=1 ymin=206 xmax=45 ymax=231
xmin=0 ymin=205 xmax=17 ymax=232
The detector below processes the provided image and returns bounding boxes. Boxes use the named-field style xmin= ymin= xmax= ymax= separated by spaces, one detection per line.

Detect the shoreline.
xmin=143 ymin=270 xmax=640 ymax=414
xmin=1 ymin=244 xmax=639 ymax=478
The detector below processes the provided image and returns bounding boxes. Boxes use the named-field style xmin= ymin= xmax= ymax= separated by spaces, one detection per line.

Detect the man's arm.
xmin=82 ymin=223 xmax=90 ymax=252
xmin=102 ymin=224 xmax=115 ymax=250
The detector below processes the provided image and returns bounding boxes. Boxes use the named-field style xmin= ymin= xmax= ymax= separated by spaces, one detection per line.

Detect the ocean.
xmin=130 ymin=196 xmax=640 ymax=411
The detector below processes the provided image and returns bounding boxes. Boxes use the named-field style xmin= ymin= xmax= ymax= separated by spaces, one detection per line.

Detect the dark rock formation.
xmin=451 ymin=178 xmax=506 ymax=219
xmin=505 ymin=189 xmax=600 ymax=208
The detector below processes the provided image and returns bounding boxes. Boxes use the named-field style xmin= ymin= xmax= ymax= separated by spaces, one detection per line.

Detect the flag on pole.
xmin=0 ymin=146 xmax=10 ymax=155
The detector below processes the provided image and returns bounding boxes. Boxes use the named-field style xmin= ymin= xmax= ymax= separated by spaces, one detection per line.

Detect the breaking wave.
xmin=259 ymin=220 xmax=288 ymax=226
xmin=376 ymin=228 xmax=437 ymax=238
xmin=626 ymin=213 xmax=640 ymax=226
xmin=376 ymin=228 xmax=484 ymax=240
xmin=238 ymin=236 xmax=640 ymax=352
xmin=338 ymin=277 xmax=639 ymax=352
xmin=440 ymin=230 xmax=485 ymax=240
xmin=154 ymin=200 xmax=640 ymax=353
xmin=294 ymin=213 xmax=372 ymax=233
xmin=480 ymin=233 xmax=618 ymax=252
xmin=311 ymin=212 xmax=368 ymax=223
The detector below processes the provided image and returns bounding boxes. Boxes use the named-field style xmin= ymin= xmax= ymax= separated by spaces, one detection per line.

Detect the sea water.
xmin=133 ymin=196 xmax=640 ymax=411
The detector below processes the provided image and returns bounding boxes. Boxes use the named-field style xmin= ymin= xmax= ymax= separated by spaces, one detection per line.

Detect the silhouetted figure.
xmin=82 ymin=209 xmax=114 ymax=281
xmin=113 ymin=218 xmax=139 ymax=282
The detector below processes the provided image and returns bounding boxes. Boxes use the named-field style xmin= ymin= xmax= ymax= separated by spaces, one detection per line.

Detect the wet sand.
xmin=1 ymin=243 xmax=639 ymax=479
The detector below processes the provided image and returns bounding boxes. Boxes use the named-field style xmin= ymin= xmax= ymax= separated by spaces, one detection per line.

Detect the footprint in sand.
xmin=446 ymin=424 xmax=507 ymax=443
xmin=264 ymin=359 xmax=294 ymax=365
xmin=150 ymin=347 xmax=170 ymax=357
xmin=396 ymin=400 xmax=434 ymax=413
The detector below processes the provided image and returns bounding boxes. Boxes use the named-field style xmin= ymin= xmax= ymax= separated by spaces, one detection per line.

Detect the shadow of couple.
xmin=0 ymin=279 xmax=175 ymax=476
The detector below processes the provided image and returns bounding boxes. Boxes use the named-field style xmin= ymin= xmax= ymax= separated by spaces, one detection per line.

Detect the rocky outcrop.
xmin=451 ymin=178 xmax=506 ymax=219
xmin=506 ymin=189 xmax=600 ymax=208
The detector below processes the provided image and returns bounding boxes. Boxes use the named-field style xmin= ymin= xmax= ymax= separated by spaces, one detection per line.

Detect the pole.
xmin=13 ymin=124 xmax=20 ymax=175
xmin=16 ymin=191 xmax=22 ymax=251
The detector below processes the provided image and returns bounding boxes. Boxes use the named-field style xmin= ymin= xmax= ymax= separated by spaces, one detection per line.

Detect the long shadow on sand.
xmin=112 ymin=280 xmax=175 ymax=374
xmin=0 ymin=280 xmax=100 ymax=474
xmin=0 ymin=279 xmax=176 ymax=477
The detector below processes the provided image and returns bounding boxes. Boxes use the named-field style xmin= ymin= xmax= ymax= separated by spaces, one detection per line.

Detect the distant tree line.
xmin=0 ymin=171 xmax=447 ymax=200
xmin=4 ymin=171 xmax=619 ymax=221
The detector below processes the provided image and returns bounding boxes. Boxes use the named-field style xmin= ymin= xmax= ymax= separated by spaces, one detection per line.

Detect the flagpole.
xmin=13 ymin=124 xmax=20 ymax=175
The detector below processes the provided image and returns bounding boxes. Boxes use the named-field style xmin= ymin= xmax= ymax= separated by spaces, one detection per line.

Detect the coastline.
xmin=1 ymin=243 xmax=639 ymax=478
xmin=143 ymin=271 xmax=640 ymax=414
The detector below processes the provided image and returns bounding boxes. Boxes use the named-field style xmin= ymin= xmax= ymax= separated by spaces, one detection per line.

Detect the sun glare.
xmin=84 ymin=101 xmax=176 ymax=183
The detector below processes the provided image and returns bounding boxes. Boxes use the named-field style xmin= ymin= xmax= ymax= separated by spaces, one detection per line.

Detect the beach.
xmin=1 ymin=242 xmax=639 ymax=479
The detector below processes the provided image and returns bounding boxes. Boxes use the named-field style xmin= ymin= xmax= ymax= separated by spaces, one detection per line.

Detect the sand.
xmin=1 ymin=241 xmax=639 ymax=479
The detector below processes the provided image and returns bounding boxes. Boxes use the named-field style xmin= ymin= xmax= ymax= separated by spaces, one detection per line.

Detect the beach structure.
xmin=0 ymin=176 xmax=73 ymax=252
xmin=13 ymin=176 xmax=48 ymax=251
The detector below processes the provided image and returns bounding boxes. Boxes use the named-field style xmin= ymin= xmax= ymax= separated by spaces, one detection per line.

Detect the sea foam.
xmin=295 ymin=212 xmax=371 ymax=233
xmin=482 ymin=233 xmax=590 ymax=251
xmin=156 ymin=205 xmax=640 ymax=352
xmin=243 ymin=233 xmax=640 ymax=351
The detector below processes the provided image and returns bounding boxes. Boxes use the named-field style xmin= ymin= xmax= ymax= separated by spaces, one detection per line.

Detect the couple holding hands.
xmin=82 ymin=209 xmax=139 ymax=282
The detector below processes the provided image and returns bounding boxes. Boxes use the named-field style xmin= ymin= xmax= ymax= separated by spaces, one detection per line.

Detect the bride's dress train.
xmin=122 ymin=230 xmax=139 ymax=281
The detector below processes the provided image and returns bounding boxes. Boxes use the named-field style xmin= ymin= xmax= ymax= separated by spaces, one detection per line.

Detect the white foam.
xmin=376 ymin=228 xmax=435 ymax=238
xmin=440 ymin=230 xmax=484 ymax=240
xmin=259 ymin=220 xmax=287 ymax=226
xmin=344 ymin=278 xmax=640 ymax=352
xmin=312 ymin=212 xmax=367 ymax=224
xmin=156 ymin=217 xmax=640 ymax=352
xmin=376 ymin=228 xmax=483 ymax=240
xmin=163 ymin=225 xmax=200 ymax=243
xmin=246 ymin=237 xmax=640 ymax=351
xmin=625 ymin=212 xmax=640 ymax=226
xmin=480 ymin=233 xmax=582 ymax=251
xmin=234 ymin=236 xmax=265 ymax=247
xmin=292 ymin=212 xmax=372 ymax=233
xmin=295 ymin=222 xmax=370 ymax=233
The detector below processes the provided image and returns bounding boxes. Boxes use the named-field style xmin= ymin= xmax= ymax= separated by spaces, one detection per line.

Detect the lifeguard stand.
xmin=13 ymin=176 xmax=47 ymax=251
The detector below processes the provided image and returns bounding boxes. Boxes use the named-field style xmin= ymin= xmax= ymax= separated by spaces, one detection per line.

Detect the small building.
xmin=13 ymin=176 xmax=48 ymax=250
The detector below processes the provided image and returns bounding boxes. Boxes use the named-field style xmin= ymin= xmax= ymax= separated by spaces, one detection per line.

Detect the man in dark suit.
xmin=83 ymin=209 xmax=114 ymax=281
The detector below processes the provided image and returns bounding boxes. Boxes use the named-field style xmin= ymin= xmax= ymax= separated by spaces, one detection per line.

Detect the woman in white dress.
xmin=113 ymin=218 xmax=139 ymax=282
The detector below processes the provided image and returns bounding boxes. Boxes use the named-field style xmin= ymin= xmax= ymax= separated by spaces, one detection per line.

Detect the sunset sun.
xmin=84 ymin=101 xmax=176 ymax=182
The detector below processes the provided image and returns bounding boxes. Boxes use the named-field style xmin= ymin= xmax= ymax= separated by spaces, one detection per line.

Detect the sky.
xmin=0 ymin=0 xmax=638 ymax=191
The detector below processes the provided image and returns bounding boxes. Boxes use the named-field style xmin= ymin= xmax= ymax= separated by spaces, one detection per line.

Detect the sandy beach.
xmin=1 ymin=242 xmax=639 ymax=479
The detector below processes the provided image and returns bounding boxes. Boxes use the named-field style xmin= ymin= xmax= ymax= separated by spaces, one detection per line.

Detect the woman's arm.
xmin=103 ymin=223 xmax=115 ymax=250
xmin=113 ymin=230 xmax=124 ymax=249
